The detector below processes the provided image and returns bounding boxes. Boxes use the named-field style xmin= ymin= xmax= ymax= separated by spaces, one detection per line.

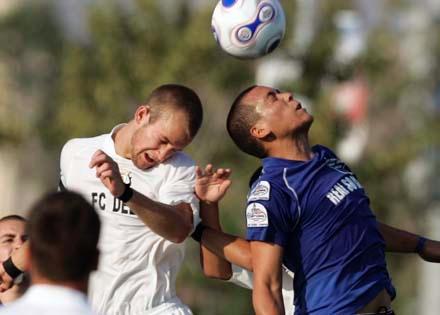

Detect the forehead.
xmin=152 ymin=110 xmax=192 ymax=146
xmin=243 ymin=86 xmax=278 ymax=106
xmin=0 ymin=220 xmax=26 ymax=235
xmin=245 ymin=86 xmax=272 ymax=100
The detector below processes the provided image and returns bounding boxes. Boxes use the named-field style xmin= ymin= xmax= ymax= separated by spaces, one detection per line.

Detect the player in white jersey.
xmin=193 ymin=165 xmax=440 ymax=315
xmin=0 ymin=84 xmax=213 ymax=315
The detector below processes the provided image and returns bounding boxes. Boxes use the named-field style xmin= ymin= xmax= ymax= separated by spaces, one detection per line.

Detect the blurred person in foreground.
xmin=192 ymin=85 xmax=439 ymax=315
xmin=0 ymin=215 xmax=28 ymax=305
xmin=194 ymin=165 xmax=440 ymax=315
xmin=0 ymin=191 xmax=100 ymax=315
xmin=0 ymin=84 xmax=204 ymax=315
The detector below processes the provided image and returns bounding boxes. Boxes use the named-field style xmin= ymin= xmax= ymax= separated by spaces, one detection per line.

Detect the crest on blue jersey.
xmin=246 ymin=203 xmax=269 ymax=227
xmin=248 ymin=180 xmax=271 ymax=201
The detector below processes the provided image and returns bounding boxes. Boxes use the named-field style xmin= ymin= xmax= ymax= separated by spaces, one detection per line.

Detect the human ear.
xmin=134 ymin=105 xmax=151 ymax=125
xmin=250 ymin=122 xmax=271 ymax=140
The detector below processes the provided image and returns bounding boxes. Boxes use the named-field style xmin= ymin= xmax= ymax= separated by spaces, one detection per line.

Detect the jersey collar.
xmin=102 ymin=124 xmax=130 ymax=161
xmin=262 ymin=145 xmax=323 ymax=168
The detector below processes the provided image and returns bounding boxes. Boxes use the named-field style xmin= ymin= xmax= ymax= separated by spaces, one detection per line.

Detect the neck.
xmin=31 ymin=270 xmax=89 ymax=295
xmin=266 ymin=132 xmax=313 ymax=161
xmin=114 ymin=122 xmax=134 ymax=159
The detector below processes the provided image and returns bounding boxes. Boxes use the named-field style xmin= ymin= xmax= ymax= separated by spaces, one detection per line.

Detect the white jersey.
xmin=0 ymin=285 xmax=96 ymax=315
xmin=60 ymin=125 xmax=200 ymax=315
xmin=229 ymin=265 xmax=294 ymax=315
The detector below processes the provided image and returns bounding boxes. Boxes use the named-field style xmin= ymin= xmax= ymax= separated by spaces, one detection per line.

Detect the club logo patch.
xmin=121 ymin=170 xmax=132 ymax=185
xmin=246 ymin=203 xmax=269 ymax=227
xmin=248 ymin=181 xmax=271 ymax=201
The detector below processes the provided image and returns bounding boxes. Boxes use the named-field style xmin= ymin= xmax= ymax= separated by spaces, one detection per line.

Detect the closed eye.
xmin=1 ymin=238 xmax=13 ymax=244
xmin=267 ymin=91 xmax=277 ymax=102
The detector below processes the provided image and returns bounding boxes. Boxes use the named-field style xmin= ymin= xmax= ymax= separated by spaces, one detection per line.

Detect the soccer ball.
xmin=211 ymin=0 xmax=286 ymax=59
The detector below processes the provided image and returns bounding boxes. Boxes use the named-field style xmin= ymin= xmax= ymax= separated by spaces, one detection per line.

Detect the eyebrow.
xmin=0 ymin=234 xmax=17 ymax=239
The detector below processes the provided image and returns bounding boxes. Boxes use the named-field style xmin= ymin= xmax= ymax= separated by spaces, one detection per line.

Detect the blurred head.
xmin=27 ymin=191 xmax=100 ymax=283
xmin=227 ymin=85 xmax=313 ymax=158
xmin=130 ymin=84 xmax=203 ymax=170
xmin=0 ymin=215 xmax=27 ymax=262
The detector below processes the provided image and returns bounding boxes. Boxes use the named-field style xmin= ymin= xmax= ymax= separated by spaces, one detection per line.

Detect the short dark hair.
xmin=146 ymin=84 xmax=203 ymax=139
xmin=27 ymin=191 xmax=100 ymax=282
xmin=227 ymin=85 xmax=266 ymax=158
xmin=0 ymin=215 xmax=26 ymax=223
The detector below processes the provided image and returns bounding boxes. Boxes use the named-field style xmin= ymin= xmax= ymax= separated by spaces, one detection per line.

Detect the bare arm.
xmin=201 ymin=227 xmax=253 ymax=271
xmin=198 ymin=201 xmax=233 ymax=280
xmin=127 ymin=193 xmax=193 ymax=243
xmin=378 ymin=222 xmax=440 ymax=262
xmin=90 ymin=150 xmax=193 ymax=243
xmin=251 ymin=241 xmax=284 ymax=315
xmin=378 ymin=222 xmax=418 ymax=253
xmin=195 ymin=165 xmax=234 ymax=279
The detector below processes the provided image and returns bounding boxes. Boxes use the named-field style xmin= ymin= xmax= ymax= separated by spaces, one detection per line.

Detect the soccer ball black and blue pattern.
xmin=211 ymin=0 xmax=286 ymax=59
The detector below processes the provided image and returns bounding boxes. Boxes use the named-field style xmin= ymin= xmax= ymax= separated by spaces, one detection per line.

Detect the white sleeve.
xmin=229 ymin=265 xmax=295 ymax=315
xmin=59 ymin=139 xmax=76 ymax=189
xmin=158 ymin=163 xmax=200 ymax=231
xmin=281 ymin=265 xmax=295 ymax=315
xmin=228 ymin=265 xmax=253 ymax=290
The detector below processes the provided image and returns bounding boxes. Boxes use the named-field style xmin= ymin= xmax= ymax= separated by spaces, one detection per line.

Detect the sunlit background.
xmin=0 ymin=0 xmax=439 ymax=314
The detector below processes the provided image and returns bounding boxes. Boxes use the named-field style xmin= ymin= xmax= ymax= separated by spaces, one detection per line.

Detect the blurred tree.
xmin=0 ymin=1 xmax=62 ymax=145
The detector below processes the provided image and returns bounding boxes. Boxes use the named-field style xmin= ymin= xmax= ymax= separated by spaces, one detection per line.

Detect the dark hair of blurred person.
xmin=27 ymin=191 xmax=100 ymax=283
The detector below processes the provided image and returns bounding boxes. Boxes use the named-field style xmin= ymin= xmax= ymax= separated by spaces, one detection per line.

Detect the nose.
xmin=280 ymin=92 xmax=293 ymax=102
xmin=13 ymin=238 xmax=24 ymax=251
xmin=157 ymin=144 xmax=175 ymax=162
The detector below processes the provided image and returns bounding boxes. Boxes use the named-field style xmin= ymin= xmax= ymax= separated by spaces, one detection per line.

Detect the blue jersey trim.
xmin=283 ymin=168 xmax=301 ymax=229
xmin=247 ymin=227 xmax=288 ymax=248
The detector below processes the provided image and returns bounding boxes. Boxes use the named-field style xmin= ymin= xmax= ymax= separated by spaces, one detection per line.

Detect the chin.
xmin=294 ymin=115 xmax=314 ymax=134
xmin=303 ymin=117 xmax=314 ymax=132
xmin=133 ymin=158 xmax=155 ymax=171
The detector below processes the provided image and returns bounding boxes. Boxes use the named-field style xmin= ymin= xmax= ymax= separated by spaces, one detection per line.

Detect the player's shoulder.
xmin=313 ymin=144 xmax=337 ymax=159
xmin=164 ymin=151 xmax=196 ymax=169
xmin=248 ymin=174 xmax=288 ymax=203
xmin=62 ymin=135 xmax=106 ymax=157
xmin=258 ymin=166 xmax=285 ymax=187
xmin=154 ymin=151 xmax=196 ymax=182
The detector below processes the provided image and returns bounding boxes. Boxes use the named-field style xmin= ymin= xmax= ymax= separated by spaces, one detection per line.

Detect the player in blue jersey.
xmin=196 ymin=84 xmax=406 ymax=315
xmin=228 ymin=85 xmax=394 ymax=315
xmin=193 ymin=165 xmax=440 ymax=315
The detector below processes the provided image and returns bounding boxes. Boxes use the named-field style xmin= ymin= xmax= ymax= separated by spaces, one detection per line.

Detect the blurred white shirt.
xmin=229 ymin=265 xmax=295 ymax=315
xmin=0 ymin=284 xmax=96 ymax=315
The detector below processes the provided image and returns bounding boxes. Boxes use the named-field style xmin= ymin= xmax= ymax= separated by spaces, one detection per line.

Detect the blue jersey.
xmin=245 ymin=145 xmax=395 ymax=315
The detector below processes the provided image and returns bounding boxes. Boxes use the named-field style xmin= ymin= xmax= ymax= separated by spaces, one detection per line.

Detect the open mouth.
xmin=296 ymin=103 xmax=302 ymax=110
xmin=144 ymin=152 xmax=155 ymax=164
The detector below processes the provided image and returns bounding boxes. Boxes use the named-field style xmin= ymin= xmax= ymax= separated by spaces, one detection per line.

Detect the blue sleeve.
xmin=245 ymin=181 xmax=297 ymax=248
